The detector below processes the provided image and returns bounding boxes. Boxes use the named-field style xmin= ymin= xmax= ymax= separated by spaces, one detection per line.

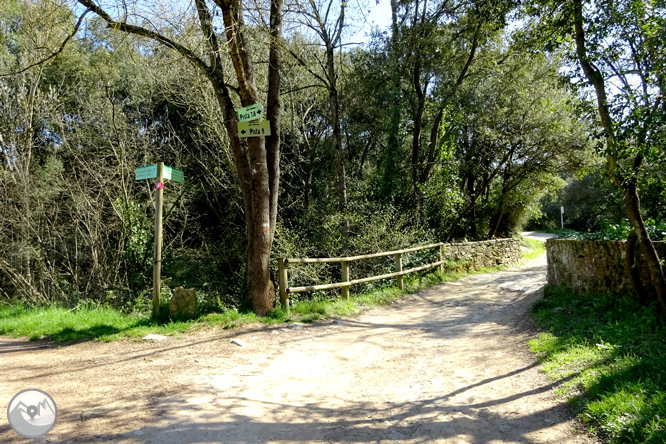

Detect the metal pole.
xmin=153 ymin=162 xmax=164 ymax=318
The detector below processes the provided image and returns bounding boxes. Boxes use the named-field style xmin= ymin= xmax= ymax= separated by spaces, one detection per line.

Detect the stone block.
xmin=169 ymin=287 xmax=198 ymax=319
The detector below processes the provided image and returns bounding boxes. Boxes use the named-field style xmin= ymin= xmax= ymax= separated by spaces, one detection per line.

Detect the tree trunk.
xmin=326 ymin=41 xmax=349 ymax=250
xmin=573 ymin=0 xmax=666 ymax=315
xmin=625 ymin=229 xmax=649 ymax=303
xmin=622 ymin=180 xmax=666 ymax=313
xmin=77 ymin=0 xmax=283 ymax=315
xmin=381 ymin=0 xmax=403 ymax=203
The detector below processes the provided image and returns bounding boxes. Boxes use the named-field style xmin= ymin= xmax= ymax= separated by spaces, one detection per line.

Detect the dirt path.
xmin=0 ymin=254 xmax=598 ymax=444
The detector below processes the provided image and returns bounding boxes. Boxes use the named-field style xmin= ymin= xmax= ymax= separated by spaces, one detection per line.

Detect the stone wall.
xmin=443 ymin=238 xmax=522 ymax=270
xmin=546 ymin=239 xmax=666 ymax=295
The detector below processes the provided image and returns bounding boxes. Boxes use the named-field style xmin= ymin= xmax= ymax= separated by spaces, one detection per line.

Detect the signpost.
xmin=238 ymin=120 xmax=271 ymax=138
xmin=134 ymin=162 xmax=185 ymax=318
xmin=561 ymin=206 xmax=564 ymax=229
xmin=238 ymin=104 xmax=263 ymax=122
xmin=164 ymin=166 xmax=184 ymax=183
xmin=135 ymin=164 xmax=157 ymax=180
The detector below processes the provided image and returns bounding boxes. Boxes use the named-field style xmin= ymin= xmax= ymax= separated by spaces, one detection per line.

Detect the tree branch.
xmin=0 ymin=9 xmax=91 ymax=77
xmin=76 ymin=0 xmax=214 ymax=78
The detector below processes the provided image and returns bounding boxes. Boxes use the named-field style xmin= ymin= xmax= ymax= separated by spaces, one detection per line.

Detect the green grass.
xmin=530 ymin=285 xmax=666 ymax=443
xmin=521 ymin=237 xmax=547 ymax=260
xmin=0 ymin=262 xmax=513 ymax=343
xmin=0 ymin=303 xmax=259 ymax=342
xmin=0 ymin=240 xmax=545 ymax=344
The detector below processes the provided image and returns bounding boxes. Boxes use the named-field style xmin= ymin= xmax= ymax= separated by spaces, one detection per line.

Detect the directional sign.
xmin=238 ymin=104 xmax=263 ymax=122
xmin=135 ymin=164 xmax=157 ymax=180
xmin=164 ymin=166 xmax=184 ymax=183
xmin=238 ymin=120 xmax=271 ymax=138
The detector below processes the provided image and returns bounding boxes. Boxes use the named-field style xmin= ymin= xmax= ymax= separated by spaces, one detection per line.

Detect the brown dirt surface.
xmin=0 ymin=254 xmax=599 ymax=444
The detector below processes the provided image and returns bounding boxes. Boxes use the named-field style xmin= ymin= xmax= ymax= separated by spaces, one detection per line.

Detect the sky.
xmin=347 ymin=0 xmax=392 ymax=44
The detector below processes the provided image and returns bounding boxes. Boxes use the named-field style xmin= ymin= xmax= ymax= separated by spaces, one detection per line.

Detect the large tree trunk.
xmin=622 ymin=178 xmax=666 ymax=313
xmin=573 ymin=0 xmax=666 ymax=315
xmin=78 ymin=0 xmax=283 ymax=315
xmin=625 ymin=229 xmax=649 ymax=303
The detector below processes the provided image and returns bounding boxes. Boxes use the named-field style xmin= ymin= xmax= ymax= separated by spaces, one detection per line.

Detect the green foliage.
xmin=556 ymin=219 xmax=666 ymax=241
xmin=521 ymin=237 xmax=547 ymax=260
xmin=531 ymin=285 xmax=666 ymax=443
xmin=0 ymin=259 xmax=504 ymax=342
xmin=0 ymin=0 xmax=594 ymax=312
xmin=114 ymin=198 xmax=152 ymax=294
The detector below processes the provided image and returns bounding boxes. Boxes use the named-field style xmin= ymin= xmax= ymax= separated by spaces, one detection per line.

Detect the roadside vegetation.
xmin=530 ymin=285 xmax=666 ymax=443
xmin=520 ymin=237 xmax=547 ymax=260
xmin=0 ymin=238 xmax=543 ymax=343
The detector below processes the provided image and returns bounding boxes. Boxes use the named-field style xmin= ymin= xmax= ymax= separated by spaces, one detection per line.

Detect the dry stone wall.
xmin=443 ymin=239 xmax=522 ymax=270
xmin=546 ymin=239 xmax=666 ymax=295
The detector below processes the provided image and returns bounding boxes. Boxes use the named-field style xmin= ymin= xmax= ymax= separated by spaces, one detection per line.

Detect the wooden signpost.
xmin=135 ymin=162 xmax=184 ymax=318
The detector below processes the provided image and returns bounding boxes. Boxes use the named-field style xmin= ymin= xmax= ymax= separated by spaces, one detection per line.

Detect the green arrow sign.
xmin=238 ymin=104 xmax=263 ymax=122
xmin=135 ymin=164 xmax=157 ymax=180
xmin=164 ymin=166 xmax=184 ymax=183
xmin=238 ymin=120 xmax=271 ymax=138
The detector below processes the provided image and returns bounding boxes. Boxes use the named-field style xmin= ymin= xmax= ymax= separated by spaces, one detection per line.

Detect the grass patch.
xmin=530 ymin=285 xmax=666 ymax=443
xmin=521 ymin=236 xmax=547 ymax=260
xmin=0 ymin=259 xmax=513 ymax=344
xmin=0 ymin=303 xmax=259 ymax=343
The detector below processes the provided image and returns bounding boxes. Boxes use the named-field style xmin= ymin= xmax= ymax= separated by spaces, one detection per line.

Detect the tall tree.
xmin=288 ymin=0 xmax=350 ymax=248
xmin=73 ymin=0 xmax=284 ymax=314
xmin=566 ymin=0 xmax=666 ymax=313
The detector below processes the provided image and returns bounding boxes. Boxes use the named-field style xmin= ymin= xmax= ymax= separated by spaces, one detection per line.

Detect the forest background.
xmin=0 ymin=0 xmax=664 ymax=315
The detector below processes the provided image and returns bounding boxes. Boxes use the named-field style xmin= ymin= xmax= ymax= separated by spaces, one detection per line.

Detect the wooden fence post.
xmin=394 ymin=253 xmax=403 ymax=290
xmin=439 ymin=245 xmax=444 ymax=273
xmin=341 ymin=261 xmax=350 ymax=300
xmin=278 ymin=258 xmax=289 ymax=313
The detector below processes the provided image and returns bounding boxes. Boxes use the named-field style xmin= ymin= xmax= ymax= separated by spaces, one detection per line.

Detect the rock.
xmin=169 ymin=287 xmax=198 ymax=320
xmin=231 ymin=339 xmax=247 ymax=347
xmin=142 ymin=334 xmax=167 ymax=341
xmin=288 ymin=323 xmax=304 ymax=329
xmin=133 ymin=430 xmax=144 ymax=436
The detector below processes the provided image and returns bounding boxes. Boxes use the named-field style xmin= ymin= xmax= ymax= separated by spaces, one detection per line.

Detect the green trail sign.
xmin=135 ymin=164 xmax=157 ymax=180
xmin=164 ymin=166 xmax=184 ymax=183
xmin=238 ymin=104 xmax=263 ymax=122
xmin=238 ymin=120 xmax=271 ymax=138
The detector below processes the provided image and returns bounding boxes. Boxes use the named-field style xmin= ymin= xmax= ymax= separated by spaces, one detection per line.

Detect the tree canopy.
xmin=2 ymin=0 xmax=662 ymax=314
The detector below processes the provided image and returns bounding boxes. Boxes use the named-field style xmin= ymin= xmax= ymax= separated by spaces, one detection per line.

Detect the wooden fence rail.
xmin=277 ymin=243 xmax=447 ymax=313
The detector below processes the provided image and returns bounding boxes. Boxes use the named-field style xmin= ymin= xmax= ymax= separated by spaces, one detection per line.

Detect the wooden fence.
xmin=277 ymin=243 xmax=447 ymax=313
